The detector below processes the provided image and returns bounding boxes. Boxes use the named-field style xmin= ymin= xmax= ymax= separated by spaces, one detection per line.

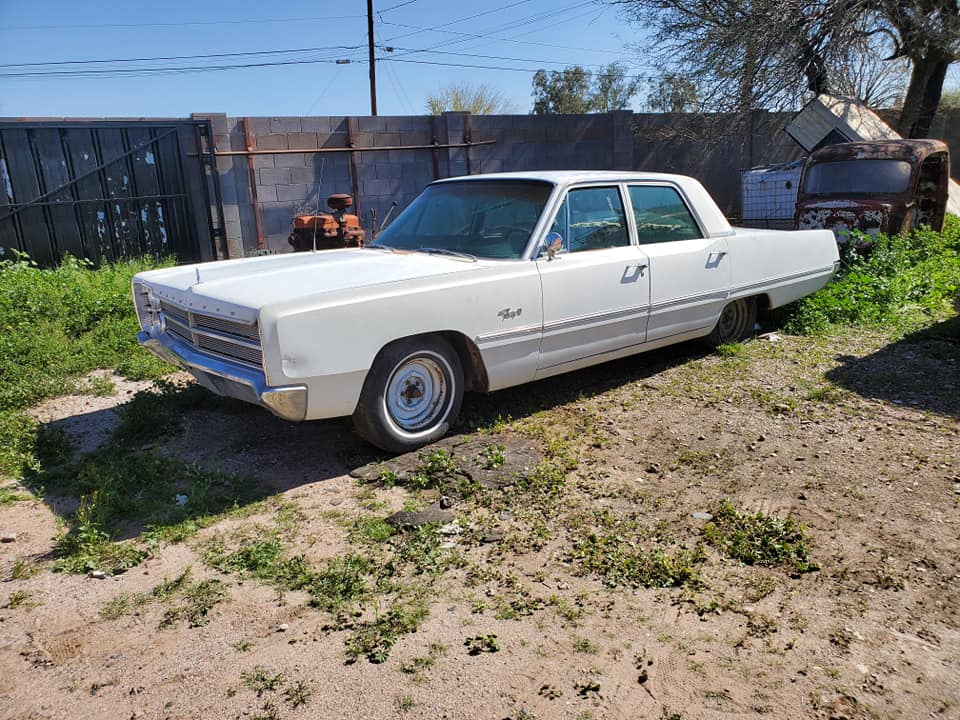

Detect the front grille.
xmin=159 ymin=299 xmax=262 ymax=368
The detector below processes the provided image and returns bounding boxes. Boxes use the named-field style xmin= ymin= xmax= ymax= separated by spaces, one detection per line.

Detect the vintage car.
xmin=133 ymin=171 xmax=839 ymax=452
xmin=795 ymin=139 xmax=950 ymax=243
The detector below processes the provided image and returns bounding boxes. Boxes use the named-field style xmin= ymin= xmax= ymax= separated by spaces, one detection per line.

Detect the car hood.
xmin=135 ymin=249 xmax=489 ymax=317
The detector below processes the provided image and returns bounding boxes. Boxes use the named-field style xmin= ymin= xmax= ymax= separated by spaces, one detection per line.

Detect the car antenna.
xmin=312 ymin=156 xmax=326 ymax=253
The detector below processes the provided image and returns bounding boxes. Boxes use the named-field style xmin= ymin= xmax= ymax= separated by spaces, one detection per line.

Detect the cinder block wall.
xmin=199 ymin=108 xmax=920 ymax=257
xmin=195 ymin=111 xmax=637 ymax=257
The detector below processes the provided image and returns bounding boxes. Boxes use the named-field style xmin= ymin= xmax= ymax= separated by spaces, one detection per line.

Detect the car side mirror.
xmin=540 ymin=232 xmax=565 ymax=260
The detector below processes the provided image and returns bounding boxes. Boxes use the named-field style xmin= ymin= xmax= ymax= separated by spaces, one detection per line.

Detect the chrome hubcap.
xmin=718 ymin=300 xmax=746 ymax=340
xmin=385 ymin=353 xmax=450 ymax=432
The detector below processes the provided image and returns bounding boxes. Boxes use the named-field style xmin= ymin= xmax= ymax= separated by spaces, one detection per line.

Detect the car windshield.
xmin=371 ymin=180 xmax=553 ymax=260
xmin=802 ymin=159 xmax=913 ymax=195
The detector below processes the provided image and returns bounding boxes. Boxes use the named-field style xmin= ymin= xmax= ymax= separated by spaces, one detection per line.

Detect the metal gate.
xmin=0 ymin=119 xmax=224 ymax=266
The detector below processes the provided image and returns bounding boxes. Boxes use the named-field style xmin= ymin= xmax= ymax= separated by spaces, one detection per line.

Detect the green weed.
xmin=782 ymin=218 xmax=960 ymax=334
xmin=0 ymin=256 xmax=173 ymax=475
xmin=346 ymin=600 xmax=430 ymax=663
xmin=703 ymin=500 xmax=818 ymax=576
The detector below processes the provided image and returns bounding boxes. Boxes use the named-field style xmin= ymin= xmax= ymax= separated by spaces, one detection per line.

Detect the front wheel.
xmin=705 ymin=297 xmax=757 ymax=347
xmin=353 ymin=336 xmax=464 ymax=453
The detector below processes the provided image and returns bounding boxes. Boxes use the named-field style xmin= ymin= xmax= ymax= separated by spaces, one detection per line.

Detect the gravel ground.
xmin=1 ymin=322 xmax=958 ymax=720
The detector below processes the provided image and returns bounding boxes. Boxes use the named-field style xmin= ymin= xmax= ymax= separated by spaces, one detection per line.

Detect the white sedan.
xmin=133 ymin=171 xmax=839 ymax=452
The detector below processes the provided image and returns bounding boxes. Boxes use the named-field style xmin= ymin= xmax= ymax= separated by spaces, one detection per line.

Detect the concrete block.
xmin=400 ymin=129 xmax=432 ymax=145
xmin=289 ymin=166 xmax=318 ymax=184
xmin=288 ymin=132 xmax=319 ymax=149
xmin=259 ymin=167 xmax=291 ymax=185
xmin=357 ymin=116 xmax=387 ymax=133
xmin=362 ymin=178 xmax=400 ymax=196
xmin=270 ymin=117 xmax=302 ymax=133
xmin=351 ymin=132 xmax=374 ymax=148
xmin=265 ymin=233 xmax=292 ymax=252
xmin=213 ymin=134 xmax=231 ymax=151
xmin=274 ymin=153 xmax=307 ymax=168
xmin=253 ymin=154 xmax=275 ymax=169
xmin=299 ymin=117 xmax=329 ymax=133
xmin=373 ymin=132 xmax=401 ymax=146
xmin=320 ymin=132 xmax=349 ymax=148
xmin=276 ymin=184 xmax=309 ymax=202
xmin=375 ymin=163 xmax=402 ymax=179
xmin=256 ymin=185 xmax=278 ymax=202
xmin=247 ymin=117 xmax=272 ymax=135
xmin=255 ymin=134 xmax=289 ymax=150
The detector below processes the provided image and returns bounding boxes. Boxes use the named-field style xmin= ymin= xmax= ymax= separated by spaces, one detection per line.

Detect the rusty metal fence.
xmin=0 ymin=119 xmax=224 ymax=266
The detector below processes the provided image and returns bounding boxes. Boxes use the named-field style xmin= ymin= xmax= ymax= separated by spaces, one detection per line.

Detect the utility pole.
xmin=367 ymin=0 xmax=377 ymax=116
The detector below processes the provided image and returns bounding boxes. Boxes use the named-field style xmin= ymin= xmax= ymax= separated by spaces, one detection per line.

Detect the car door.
xmin=627 ymin=184 xmax=731 ymax=343
xmin=536 ymin=185 xmax=650 ymax=371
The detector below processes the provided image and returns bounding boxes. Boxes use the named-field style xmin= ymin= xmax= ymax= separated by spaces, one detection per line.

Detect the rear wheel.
xmin=353 ymin=336 xmax=464 ymax=453
xmin=706 ymin=297 xmax=757 ymax=347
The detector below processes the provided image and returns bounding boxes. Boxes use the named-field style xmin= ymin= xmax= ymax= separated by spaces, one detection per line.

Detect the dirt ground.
xmin=1 ymin=323 xmax=958 ymax=720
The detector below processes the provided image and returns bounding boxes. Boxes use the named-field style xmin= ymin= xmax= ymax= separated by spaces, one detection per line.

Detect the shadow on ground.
xmin=826 ymin=316 xmax=960 ymax=418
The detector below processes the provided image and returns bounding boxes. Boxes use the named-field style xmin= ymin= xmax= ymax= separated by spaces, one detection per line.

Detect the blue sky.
xmin=0 ymin=0 xmax=650 ymax=118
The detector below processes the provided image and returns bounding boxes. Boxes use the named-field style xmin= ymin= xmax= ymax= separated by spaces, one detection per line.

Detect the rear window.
xmin=802 ymin=159 xmax=912 ymax=195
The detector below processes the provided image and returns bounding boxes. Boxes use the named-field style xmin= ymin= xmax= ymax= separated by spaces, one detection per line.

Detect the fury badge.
xmin=497 ymin=307 xmax=522 ymax=321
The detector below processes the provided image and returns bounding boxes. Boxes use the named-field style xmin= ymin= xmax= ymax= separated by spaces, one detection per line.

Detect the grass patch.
xmin=0 ymin=255 xmax=174 ymax=476
xmin=572 ymin=530 xmax=705 ymax=589
xmin=0 ymin=484 xmax=31 ymax=505
xmin=42 ymin=448 xmax=268 ymax=575
xmin=346 ymin=599 xmax=430 ymax=664
xmin=703 ymin=500 xmax=818 ymax=576
xmin=100 ymin=568 xmax=228 ymax=628
xmin=782 ymin=218 xmax=960 ymax=335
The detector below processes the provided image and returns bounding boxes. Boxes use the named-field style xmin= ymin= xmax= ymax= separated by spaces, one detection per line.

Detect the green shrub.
xmin=782 ymin=217 xmax=960 ymax=334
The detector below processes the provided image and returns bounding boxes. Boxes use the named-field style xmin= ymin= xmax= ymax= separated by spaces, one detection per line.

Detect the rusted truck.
xmin=795 ymin=139 xmax=950 ymax=243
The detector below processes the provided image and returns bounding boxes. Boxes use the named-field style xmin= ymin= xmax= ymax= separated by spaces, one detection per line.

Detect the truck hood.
xmin=135 ymin=249 xmax=489 ymax=317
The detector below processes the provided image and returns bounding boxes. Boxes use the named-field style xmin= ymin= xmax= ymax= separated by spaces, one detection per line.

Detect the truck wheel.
xmin=353 ymin=336 xmax=464 ymax=453
xmin=706 ymin=297 xmax=756 ymax=347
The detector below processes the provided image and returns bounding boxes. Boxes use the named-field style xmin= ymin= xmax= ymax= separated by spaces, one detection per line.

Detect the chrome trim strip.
xmin=729 ymin=265 xmax=835 ymax=295
xmin=476 ymin=324 xmax=542 ymax=344
xmin=543 ymin=305 xmax=650 ymax=334
xmin=650 ymin=290 xmax=728 ymax=313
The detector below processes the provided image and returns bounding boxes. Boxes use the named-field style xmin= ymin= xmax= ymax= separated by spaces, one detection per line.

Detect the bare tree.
xmin=425 ymin=83 xmax=516 ymax=115
xmin=612 ymin=0 xmax=960 ymax=137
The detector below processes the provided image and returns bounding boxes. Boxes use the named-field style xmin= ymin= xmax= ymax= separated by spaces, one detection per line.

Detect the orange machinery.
xmin=288 ymin=193 xmax=365 ymax=251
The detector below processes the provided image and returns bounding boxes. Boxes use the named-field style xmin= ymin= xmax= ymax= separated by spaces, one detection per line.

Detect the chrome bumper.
xmin=137 ymin=329 xmax=308 ymax=422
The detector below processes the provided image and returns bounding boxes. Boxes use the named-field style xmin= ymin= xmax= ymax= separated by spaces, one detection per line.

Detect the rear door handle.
xmin=706 ymin=251 xmax=726 ymax=268
xmin=626 ymin=263 xmax=647 ymax=276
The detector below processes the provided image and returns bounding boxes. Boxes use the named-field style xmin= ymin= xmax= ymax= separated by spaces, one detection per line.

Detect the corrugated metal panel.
xmin=0 ymin=120 xmax=222 ymax=266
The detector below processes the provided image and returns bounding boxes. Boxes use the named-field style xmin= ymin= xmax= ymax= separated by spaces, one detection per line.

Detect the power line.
xmin=379 ymin=20 xmax=639 ymax=59
xmin=0 ymin=15 xmax=364 ymax=31
xmin=0 ymin=46 xmax=366 ymax=69
xmin=0 ymin=55 xmax=365 ymax=80
xmin=382 ymin=57 xmax=660 ymax=80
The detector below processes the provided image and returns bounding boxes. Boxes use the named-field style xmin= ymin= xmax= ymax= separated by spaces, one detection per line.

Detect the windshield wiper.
xmin=416 ymin=247 xmax=477 ymax=262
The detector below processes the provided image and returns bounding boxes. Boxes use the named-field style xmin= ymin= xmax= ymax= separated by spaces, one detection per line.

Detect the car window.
xmin=628 ymin=186 xmax=702 ymax=244
xmin=375 ymin=180 xmax=553 ymax=259
xmin=551 ymin=187 xmax=629 ymax=252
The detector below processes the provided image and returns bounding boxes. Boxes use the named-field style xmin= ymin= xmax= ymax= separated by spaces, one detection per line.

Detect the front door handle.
xmin=621 ymin=263 xmax=647 ymax=284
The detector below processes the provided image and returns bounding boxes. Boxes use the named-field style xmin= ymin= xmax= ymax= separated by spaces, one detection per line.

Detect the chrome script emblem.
xmin=497 ymin=307 xmax=522 ymax=321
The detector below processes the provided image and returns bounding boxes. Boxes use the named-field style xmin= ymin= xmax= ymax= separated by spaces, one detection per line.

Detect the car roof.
xmin=431 ymin=170 xmax=697 ymax=185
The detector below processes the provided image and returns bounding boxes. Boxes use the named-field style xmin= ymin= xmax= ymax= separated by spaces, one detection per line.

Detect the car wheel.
xmin=706 ymin=297 xmax=757 ymax=347
xmin=353 ymin=336 xmax=464 ymax=453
